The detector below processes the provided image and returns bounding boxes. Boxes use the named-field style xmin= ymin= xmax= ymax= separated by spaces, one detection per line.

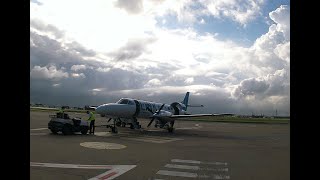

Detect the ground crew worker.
xmin=58 ymin=107 xmax=65 ymax=118
xmin=87 ymin=111 xmax=95 ymax=134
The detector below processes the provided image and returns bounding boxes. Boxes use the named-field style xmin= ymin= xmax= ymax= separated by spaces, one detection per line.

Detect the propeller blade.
xmin=146 ymin=107 xmax=154 ymax=114
xmin=107 ymin=118 xmax=112 ymax=122
xmin=147 ymin=117 xmax=155 ymax=127
xmin=156 ymin=104 xmax=165 ymax=114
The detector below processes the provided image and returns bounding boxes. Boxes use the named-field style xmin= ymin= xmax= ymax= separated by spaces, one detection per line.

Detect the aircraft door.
xmin=133 ymin=100 xmax=140 ymax=117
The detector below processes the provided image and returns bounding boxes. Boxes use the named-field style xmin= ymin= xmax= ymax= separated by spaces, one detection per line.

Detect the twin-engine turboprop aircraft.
xmin=94 ymin=92 xmax=231 ymax=133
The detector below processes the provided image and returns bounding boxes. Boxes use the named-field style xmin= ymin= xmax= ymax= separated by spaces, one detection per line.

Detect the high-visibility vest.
xmin=88 ymin=112 xmax=95 ymax=121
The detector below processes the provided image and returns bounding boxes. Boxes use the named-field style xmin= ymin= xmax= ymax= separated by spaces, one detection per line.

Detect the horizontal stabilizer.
xmin=187 ymin=104 xmax=204 ymax=107
xmin=88 ymin=106 xmax=97 ymax=110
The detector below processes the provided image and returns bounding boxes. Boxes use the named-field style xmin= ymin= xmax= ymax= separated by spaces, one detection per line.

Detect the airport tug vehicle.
xmin=48 ymin=112 xmax=89 ymax=135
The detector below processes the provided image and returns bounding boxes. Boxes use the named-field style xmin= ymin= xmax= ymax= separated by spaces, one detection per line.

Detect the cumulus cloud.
xmin=71 ymin=65 xmax=86 ymax=71
xmin=274 ymin=42 xmax=290 ymax=62
xmin=66 ymin=42 xmax=96 ymax=57
xmin=30 ymin=19 xmax=65 ymax=39
xmin=71 ymin=73 xmax=86 ymax=78
xmin=31 ymin=0 xmax=43 ymax=6
xmin=184 ymin=77 xmax=194 ymax=84
xmin=264 ymin=68 xmax=289 ymax=96
xmin=205 ymin=0 xmax=265 ymax=25
xmin=109 ymin=37 xmax=156 ymax=61
xmin=144 ymin=78 xmax=162 ymax=87
xmin=114 ymin=0 xmax=143 ymax=14
xmin=247 ymin=5 xmax=290 ymax=74
xmin=269 ymin=5 xmax=290 ymax=41
xmin=147 ymin=0 xmax=265 ymax=25
xmin=96 ymin=67 xmax=111 ymax=72
xmin=225 ymin=5 xmax=290 ymax=112
xmin=30 ymin=65 xmax=69 ymax=80
xmin=233 ymin=78 xmax=269 ymax=98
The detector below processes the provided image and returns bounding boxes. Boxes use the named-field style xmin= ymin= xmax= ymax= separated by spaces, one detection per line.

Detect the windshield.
xmin=116 ymin=98 xmax=129 ymax=104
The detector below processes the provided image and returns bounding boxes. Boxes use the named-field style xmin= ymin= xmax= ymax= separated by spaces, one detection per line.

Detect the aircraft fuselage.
xmin=95 ymin=98 xmax=182 ymax=120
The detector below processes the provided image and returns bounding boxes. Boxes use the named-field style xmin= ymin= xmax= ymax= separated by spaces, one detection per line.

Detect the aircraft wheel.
xmin=62 ymin=125 xmax=72 ymax=135
xmin=116 ymin=122 xmax=121 ymax=127
xmin=81 ymin=127 xmax=88 ymax=135
xmin=50 ymin=129 xmax=58 ymax=134
xmin=130 ymin=124 xmax=134 ymax=129
xmin=168 ymin=127 xmax=174 ymax=133
xmin=111 ymin=127 xmax=118 ymax=133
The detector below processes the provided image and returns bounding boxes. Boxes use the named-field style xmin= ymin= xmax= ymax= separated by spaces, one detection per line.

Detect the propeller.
xmin=147 ymin=104 xmax=165 ymax=127
xmin=107 ymin=118 xmax=112 ymax=122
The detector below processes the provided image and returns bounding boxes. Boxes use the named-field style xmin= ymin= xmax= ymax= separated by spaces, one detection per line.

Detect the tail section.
xmin=181 ymin=92 xmax=190 ymax=111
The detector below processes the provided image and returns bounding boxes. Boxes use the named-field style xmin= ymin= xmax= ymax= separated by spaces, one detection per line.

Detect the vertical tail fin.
xmin=181 ymin=92 xmax=190 ymax=111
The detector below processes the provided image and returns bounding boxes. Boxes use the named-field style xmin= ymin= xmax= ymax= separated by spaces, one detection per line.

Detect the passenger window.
xmin=128 ymin=101 xmax=134 ymax=105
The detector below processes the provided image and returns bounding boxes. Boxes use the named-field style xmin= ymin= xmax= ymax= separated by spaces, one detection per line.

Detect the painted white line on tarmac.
xmin=30 ymin=162 xmax=112 ymax=169
xmin=156 ymin=170 xmax=198 ymax=178
xmin=176 ymin=127 xmax=194 ymax=130
xmin=175 ymin=124 xmax=202 ymax=130
xmin=164 ymin=164 xmax=228 ymax=172
xmin=30 ymin=133 xmax=47 ymax=136
xmin=80 ymin=142 xmax=126 ymax=150
xmin=122 ymin=137 xmax=183 ymax=144
xmin=171 ymin=159 xmax=228 ymax=166
xmin=171 ymin=159 xmax=201 ymax=164
xmin=89 ymin=165 xmax=137 ymax=180
xmin=144 ymin=129 xmax=164 ymax=132
xmin=202 ymin=168 xmax=229 ymax=172
xmin=30 ymin=162 xmax=136 ymax=180
xmin=164 ymin=164 xmax=200 ymax=170
xmin=30 ymin=128 xmax=48 ymax=131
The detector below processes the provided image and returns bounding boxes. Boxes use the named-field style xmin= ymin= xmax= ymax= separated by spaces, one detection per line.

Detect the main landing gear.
xmin=106 ymin=117 xmax=142 ymax=133
xmin=167 ymin=121 xmax=175 ymax=133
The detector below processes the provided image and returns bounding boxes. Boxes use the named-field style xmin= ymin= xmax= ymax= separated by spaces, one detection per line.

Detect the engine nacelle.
xmin=170 ymin=102 xmax=187 ymax=115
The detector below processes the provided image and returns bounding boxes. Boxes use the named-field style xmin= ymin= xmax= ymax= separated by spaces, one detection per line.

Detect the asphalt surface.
xmin=30 ymin=111 xmax=290 ymax=180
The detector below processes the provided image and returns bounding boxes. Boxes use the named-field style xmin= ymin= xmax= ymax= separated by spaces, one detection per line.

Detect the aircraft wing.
xmin=212 ymin=113 xmax=234 ymax=116
xmin=170 ymin=114 xmax=214 ymax=118
xmin=170 ymin=113 xmax=234 ymax=118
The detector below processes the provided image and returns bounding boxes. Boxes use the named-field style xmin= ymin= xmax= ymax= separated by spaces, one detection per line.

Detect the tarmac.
xmin=30 ymin=111 xmax=290 ymax=180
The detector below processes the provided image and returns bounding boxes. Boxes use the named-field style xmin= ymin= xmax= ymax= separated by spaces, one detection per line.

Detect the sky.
xmin=30 ymin=0 xmax=290 ymax=116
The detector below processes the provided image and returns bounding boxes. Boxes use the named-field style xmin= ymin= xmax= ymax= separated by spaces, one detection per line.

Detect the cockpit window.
xmin=128 ymin=100 xmax=135 ymax=105
xmin=117 ymin=99 xmax=129 ymax=104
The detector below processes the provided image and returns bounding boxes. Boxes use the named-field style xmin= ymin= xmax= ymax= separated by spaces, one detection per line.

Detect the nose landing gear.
xmin=105 ymin=118 xmax=118 ymax=133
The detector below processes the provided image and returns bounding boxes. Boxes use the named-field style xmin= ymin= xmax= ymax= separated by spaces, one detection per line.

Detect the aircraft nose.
xmin=95 ymin=104 xmax=107 ymax=115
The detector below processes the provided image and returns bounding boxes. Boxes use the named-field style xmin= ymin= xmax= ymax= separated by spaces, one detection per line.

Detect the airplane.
xmin=94 ymin=92 xmax=232 ymax=133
